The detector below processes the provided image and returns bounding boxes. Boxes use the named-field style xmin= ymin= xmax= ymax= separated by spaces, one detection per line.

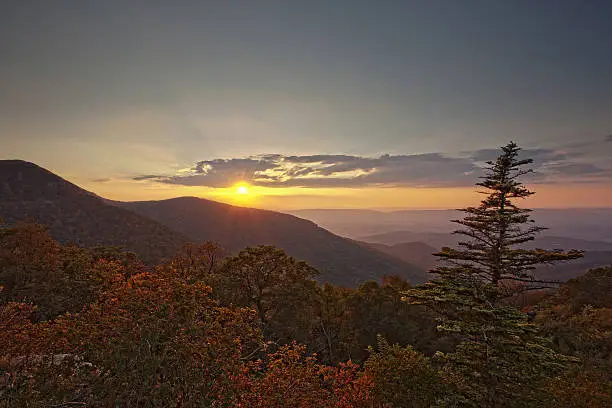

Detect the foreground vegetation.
xmin=1 ymin=143 xmax=611 ymax=407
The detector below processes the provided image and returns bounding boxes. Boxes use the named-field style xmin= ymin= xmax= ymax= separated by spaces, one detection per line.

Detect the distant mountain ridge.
xmin=292 ymin=208 xmax=612 ymax=282
xmin=361 ymin=238 xmax=612 ymax=282
xmin=290 ymin=208 xmax=612 ymax=242
xmin=0 ymin=160 xmax=426 ymax=286
xmin=359 ymin=230 xmax=455 ymax=248
xmin=358 ymin=230 xmax=612 ymax=252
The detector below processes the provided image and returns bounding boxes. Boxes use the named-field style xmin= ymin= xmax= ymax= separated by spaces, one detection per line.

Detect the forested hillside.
xmin=117 ymin=197 xmax=427 ymax=285
xmin=0 ymin=160 xmax=188 ymax=264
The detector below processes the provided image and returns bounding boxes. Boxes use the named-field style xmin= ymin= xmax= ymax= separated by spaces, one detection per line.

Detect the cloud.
xmin=535 ymin=162 xmax=612 ymax=184
xmin=469 ymin=143 xmax=612 ymax=183
xmin=91 ymin=177 xmax=112 ymax=183
xmin=606 ymin=135 xmax=612 ymax=142
xmin=134 ymin=153 xmax=481 ymax=188
xmin=471 ymin=148 xmax=569 ymax=165
xmin=133 ymin=175 xmax=167 ymax=181
xmin=166 ymin=158 xmax=279 ymax=188
xmin=543 ymin=163 xmax=605 ymax=175
xmin=132 ymin=144 xmax=612 ymax=189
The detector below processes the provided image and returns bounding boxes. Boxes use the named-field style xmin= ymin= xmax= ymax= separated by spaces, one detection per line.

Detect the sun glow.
xmin=235 ymin=183 xmax=249 ymax=195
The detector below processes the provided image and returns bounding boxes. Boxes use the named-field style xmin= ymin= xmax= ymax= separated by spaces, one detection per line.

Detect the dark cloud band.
xmin=133 ymin=144 xmax=612 ymax=189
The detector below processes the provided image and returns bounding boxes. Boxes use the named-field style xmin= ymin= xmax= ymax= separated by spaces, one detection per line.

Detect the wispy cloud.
xmin=470 ymin=148 xmax=569 ymax=164
xmin=132 ymin=175 xmax=167 ymax=181
xmin=91 ymin=178 xmax=112 ymax=183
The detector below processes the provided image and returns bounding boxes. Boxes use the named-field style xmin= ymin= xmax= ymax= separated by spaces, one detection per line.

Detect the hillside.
xmin=359 ymin=230 xmax=456 ymax=248
xmin=0 ymin=160 xmax=426 ymax=286
xmin=0 ymin=160 xmax=188 ymax=263
xmin=288 ymin=209 xmax=456 ymax=237
xmin=365 ymin=238 xmax=612 ymax=283
xmin=291 ymin=208 xmax=612 ymax=242
xmin=118 ymin=197 xmax=428 ymax=285
xmin=362 ymin=241 xmax=439 ymax=271
xmin=534 ymin=251 xmax=612 ymax=282
xmin=360 ymin=230 xmax=612 ymax=282
xmin=359 ymin=230 xmax=612 ymax=252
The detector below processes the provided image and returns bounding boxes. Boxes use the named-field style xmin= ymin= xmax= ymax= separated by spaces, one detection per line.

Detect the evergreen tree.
xmin=436 ymin=141 xmax=583 ymax=294
xmin=406 ymin=142 xmax=582 ymax=407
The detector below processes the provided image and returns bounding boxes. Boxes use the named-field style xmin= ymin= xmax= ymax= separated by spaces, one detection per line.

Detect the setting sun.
xmin=236 ymin=184 xmax=249 ymax=195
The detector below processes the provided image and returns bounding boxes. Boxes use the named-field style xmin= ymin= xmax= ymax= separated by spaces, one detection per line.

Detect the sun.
xmin=235 ymin=183 xmax=249 ymax=195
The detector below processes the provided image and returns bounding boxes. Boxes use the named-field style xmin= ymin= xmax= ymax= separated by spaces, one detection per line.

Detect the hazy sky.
xmin=2 ymin=1 xmax=611 ymax=209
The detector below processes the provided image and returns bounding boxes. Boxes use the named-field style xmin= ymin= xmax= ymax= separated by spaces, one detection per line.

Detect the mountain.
xmin=0 ymin=160 xmax=425 ymax=286
xmin=535 ymin=251 xmax=612 ymax=282
xmin=290 ymin=208 xmax=612 ymax=242
xmin=358 ymin=230 xmax=612 ymax=282
xmin=361 ymin=235 xmax=611 ymax=283
xmin=359 ymin=230 xmax=612 ymax=252
xmin=359 ymin=230 xmax=456 ymax=248
xmin=523 ymin=236 xmax=612 ymax=252
xmin=362 ymin=241 xmax=439 ymax=271
xmin=288 ymin=209 xmax=460 ymax=237
xmin=363 ymin=237 xmax=611 ymax=283
xmin=0 ymin=160 xmax=189 ymax=263
xmin=117 ymin=198 xmax=428 ymax=286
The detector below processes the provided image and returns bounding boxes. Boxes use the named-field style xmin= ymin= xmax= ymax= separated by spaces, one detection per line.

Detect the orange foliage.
xmin=1 ymin=256 xmax=375 ymax=407
xmin=218 ymin=343 xmax=375 ymax=408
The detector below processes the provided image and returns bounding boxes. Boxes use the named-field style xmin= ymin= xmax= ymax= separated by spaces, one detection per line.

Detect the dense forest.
xmin=1 ymin=144 xmax=611 ymax=407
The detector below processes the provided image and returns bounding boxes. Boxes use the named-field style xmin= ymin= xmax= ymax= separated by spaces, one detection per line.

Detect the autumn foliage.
xmin=3 ymin=221 xmax=610 ymax=407
xmin=1 ymin=225 xmax=377 ymax=407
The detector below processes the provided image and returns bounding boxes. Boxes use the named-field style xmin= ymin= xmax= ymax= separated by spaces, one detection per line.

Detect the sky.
xmin=2 ymin=0 xmax=612 ymax=209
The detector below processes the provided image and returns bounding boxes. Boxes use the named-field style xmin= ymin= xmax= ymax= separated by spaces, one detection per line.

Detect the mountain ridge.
xmin=358 ymin=230 xmax=612 ymax=251
xmin=0 ymin=160 xmax=427 ymax=286
xmin=0 ymin=160 xmax=190 ymax=263
xmin=289 ymin=208 xmax=612 ymax=242
xmin=116 ymin=197 xmax=428 ymax=285
xmin=359 ymin=241 xmax=439 ymax=271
